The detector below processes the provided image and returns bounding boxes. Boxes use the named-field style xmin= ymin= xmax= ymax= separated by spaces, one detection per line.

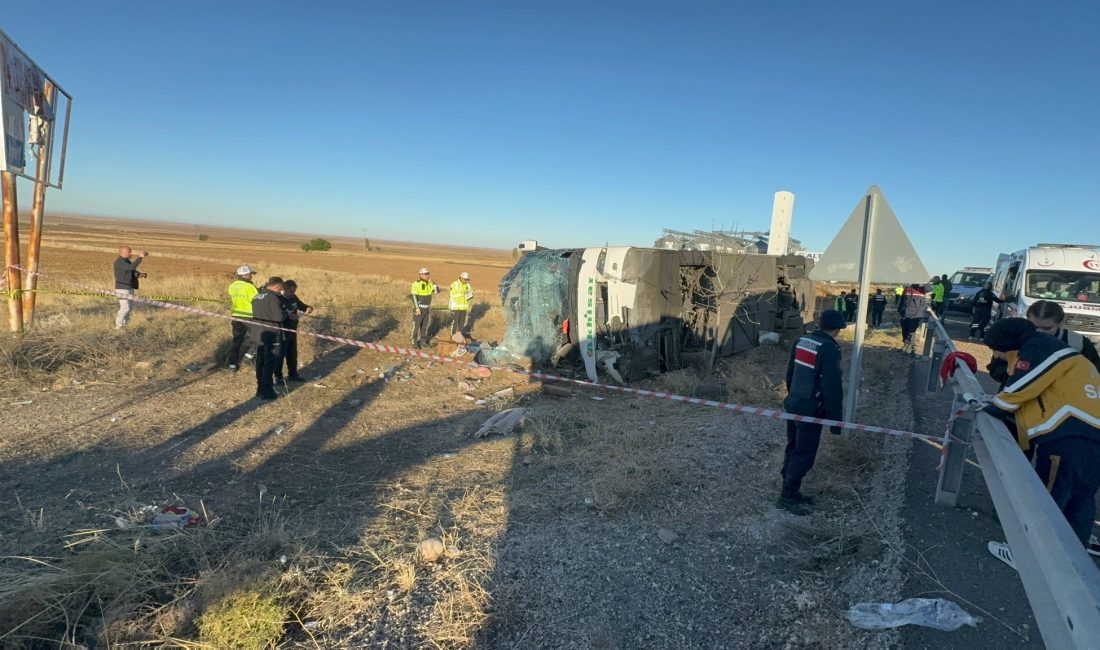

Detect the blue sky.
xmin=5 ymin=1 xmax=1098 ymax=273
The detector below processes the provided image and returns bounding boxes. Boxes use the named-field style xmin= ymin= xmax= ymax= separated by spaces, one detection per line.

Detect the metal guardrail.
xmin=921 ymin=311 xmax=1100 ymax=648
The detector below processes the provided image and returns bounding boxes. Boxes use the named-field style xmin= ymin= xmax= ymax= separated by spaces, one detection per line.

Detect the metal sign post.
xmin=22 ymin=82 xmax=56 ymax=326
xmin=2 ymin=171 xmax=23 ymax=333
xmin=845 ymin=194 xmax=876 ymax=422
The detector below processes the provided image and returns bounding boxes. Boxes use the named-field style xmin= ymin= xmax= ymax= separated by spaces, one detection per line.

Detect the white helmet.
xmin=418 ymin=267 xmax=430 ymax=275
xmin=460 ymin=272 xmax=470 ymax=280
xmin=236 ymin=265 xmax=254 ymax=276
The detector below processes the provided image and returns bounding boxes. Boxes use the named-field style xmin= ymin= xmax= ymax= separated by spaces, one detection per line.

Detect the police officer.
xmin=982 ymin=318 xmax=1100 ymax=561
xmin=251 ymin=277 xmax=288 ymax=400
xmin=779 ymin=309 xmax=847 ymax=515
xmin=226 ymin=266 xmax=258 ymax=371
xmin=281 ymin=279 xmax=313 ymax=381
xmin=410 ymin=268 xmax=440 ymax=348
xmin=870 ymin=289 xmax=888 ymax=327
xmin=1026 ymin=300 xmax=1100 ymax=373
xmin=929 ymin=276 xmax=947 ymax=317
xmin=449 ymin=271 xmax=474 ymax=341
xmin=969 ymin=282 xmax=1001 ymax=340
xmin=845 ymin=290 xmax=859 ymax=322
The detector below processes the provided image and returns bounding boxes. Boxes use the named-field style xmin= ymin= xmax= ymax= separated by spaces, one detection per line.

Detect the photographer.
xmin=113 ymin=246 xmax=148 ymax=329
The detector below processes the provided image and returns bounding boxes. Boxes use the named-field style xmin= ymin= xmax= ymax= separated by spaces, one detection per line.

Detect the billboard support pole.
xmin=844 ymin=193 xmax=876 ymax=422
xmin=2 ymin=171 xmax=23 ymax=334
xmin=22 ymin=83 xmax=55 ymax=327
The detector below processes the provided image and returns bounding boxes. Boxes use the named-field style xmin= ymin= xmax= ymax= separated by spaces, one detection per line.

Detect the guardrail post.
xmin=925 ymin=338 xmax=946 ymax=394
xmin=934 ymin=394 xmax=974 ymax=506
xmin=921 ymin=316 xmax=934 ymax=357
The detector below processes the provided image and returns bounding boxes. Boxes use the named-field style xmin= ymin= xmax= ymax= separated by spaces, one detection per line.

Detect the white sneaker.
xmin=988 ymin=541 xmax=1017 ymax=570
xmin=1088 ymin=535 xmax=1100 ymax=558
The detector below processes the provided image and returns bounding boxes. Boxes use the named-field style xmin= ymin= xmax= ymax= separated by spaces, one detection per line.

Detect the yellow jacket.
xmin=228 ymin=280 xmax=258 ymax=318
xmin=449 ymin=280 xmax=472 ymax=311
xmin=987 ymin=333 xmax=1100 ymax=450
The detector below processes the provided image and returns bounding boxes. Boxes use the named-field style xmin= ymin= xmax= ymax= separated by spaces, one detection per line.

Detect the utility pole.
xmin=22 ymin=82 xmax=55 ymax=326
xmin=2 ymin=171 xmax=23 ymax=333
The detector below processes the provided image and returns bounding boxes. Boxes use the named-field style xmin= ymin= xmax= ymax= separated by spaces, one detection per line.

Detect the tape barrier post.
xmin=924 ymin=338 xmax=946 ymax=395
xmin=934 ymin=394 xmax=975 ymax=507
xmin=9 ymin=265 xmax=956 ymax=445
xmin=921 ymin=315 xmax=935 ymax=357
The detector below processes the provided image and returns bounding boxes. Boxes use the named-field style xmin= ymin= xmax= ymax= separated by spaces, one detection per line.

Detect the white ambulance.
xmin=991 ymin=244 xmax=1100 ymax=343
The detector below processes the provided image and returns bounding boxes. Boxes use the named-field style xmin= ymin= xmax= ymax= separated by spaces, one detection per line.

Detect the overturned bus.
xmin=483 ymin=246 xmax=816 ymax=383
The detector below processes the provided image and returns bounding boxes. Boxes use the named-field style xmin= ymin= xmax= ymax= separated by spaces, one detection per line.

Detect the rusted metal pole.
xmin=2 ymin=171 xmax=24 ymax=333
xmin=22 ymin=84 xmax=55 ymax=327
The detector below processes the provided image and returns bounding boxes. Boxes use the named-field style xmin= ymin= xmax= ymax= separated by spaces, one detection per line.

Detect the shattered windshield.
xmin=1025 ymin=270 xmax=1100 ymax=302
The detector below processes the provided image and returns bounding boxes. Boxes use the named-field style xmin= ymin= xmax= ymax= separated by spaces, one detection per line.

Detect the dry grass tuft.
xmin=197 ymin=588 xmax=288 ymax=650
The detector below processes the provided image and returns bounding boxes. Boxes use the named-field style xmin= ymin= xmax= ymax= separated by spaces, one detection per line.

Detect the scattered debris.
xmin=657 ymin=528 xmax=679 ymax=545
xmin=313 ymin=383 xmax=329 ymax=389
xmin=473 ymin=407 xmax=527 ymax=438
xmin=472 ymin=366 xmax=493 ymax=379
xmin=463 ymin=394 xmax=476 ymax=401
xmin=152 ymin=506 xmax=203 ymax=530
xmin=541 ymin=384 xmax=571 ymax=398
xmin=185 ymin=362 xmax=217 ymax=372
xmin=490 ymin=387 xmax=515 ymax=400
xmin=457 ymin=381 xmax=473 ymax=390
xmin=10 ymin=400 xmax=33 ymax=406
xmin=847 ymin=598 xmax=980 ymax=631
xmin=758 ymin=331 xmax=780 ymax=345
xmin=418 ymin=537 xmax=446 ymax=563
xmin=590 ymin=396 xmax=604 ymax=401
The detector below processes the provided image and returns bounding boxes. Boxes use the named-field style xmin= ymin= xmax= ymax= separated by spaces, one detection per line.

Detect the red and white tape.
xmin=10 ymin=266 xmax=958 ymax=446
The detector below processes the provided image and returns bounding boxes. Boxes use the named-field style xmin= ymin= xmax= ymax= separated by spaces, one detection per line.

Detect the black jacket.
xmin=971 ymin=288 xmax=1000 ymax=317
xmin=784 ymin=330 xmax=844 ymax=420
xmin=871 ymin=294 xmax=888 ymax=311
xmin=283 ymin=295 xmax=312 ymax=328
xmin=113 ymin=256 xmax=143 ymax=290
xmin=251 ymin=288 xmax=288 ymax=325
xmin=1058 ymin=328 xmax=1100 ymax=375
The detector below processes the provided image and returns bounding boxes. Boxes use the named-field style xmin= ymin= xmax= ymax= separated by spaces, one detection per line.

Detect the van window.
xmin=950 ymin=271 xmax=991 ymax=286
xmin=1025 ymin=271 xmax=1100 ymax=302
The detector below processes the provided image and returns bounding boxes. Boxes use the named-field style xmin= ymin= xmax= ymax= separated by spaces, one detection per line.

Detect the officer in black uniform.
xmin=870 ymin=289 xmax=888 ymax=327
xmin=250 ymin=277 xmax=289 ymax=400
xmin=779 ymin=309 xmax=847 ymax=515
xmin=969 ymin=282 xmax=1001 ymax=340
xmin=280 ymin=279 xmax=313 ymax=382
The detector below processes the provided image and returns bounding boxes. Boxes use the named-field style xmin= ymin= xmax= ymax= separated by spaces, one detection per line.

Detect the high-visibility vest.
xmin=449 ymin=280 xmax=472 ymax=311
xmin=228 ymin=280 xmax=258 ymax=318
xmin=410 ymin=280 xmax=437 ymax=296
xmin=895 ymin=286 xmax=904 ymax=296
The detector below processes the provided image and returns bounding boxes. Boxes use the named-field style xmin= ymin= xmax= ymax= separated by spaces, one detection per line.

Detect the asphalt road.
xmin=899 ymin=315 xmax=1044 ymax=649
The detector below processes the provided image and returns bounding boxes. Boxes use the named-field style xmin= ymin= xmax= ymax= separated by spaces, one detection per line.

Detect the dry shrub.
xmin=197 ymin=588 xmax=287 ymax=649
xmin=0 ymin=500 xmax=298 ymax=648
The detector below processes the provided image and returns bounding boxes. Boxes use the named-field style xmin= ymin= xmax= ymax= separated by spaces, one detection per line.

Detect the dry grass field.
xmin=1 ymin=216 xmax=922 ymax=648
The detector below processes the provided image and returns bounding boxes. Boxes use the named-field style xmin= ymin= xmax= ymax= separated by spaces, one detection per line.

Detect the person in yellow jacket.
xmin=982 ymin=318 xmax=1100 ymax=563
xmin=226 ymin=265 xmax=258 ymax=370
xmin=410 ymin=267 xmax=440 ymax=348
xmin=449 ymin=271 xmax=474 ymax=341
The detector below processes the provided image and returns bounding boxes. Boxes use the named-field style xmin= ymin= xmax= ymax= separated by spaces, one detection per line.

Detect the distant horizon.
xmin=4 ymin=2 xmax=1097 ymax=273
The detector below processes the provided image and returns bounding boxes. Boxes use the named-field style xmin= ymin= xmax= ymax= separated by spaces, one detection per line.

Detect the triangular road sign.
xmin=809 ymin=185 xmax=929 ymax=284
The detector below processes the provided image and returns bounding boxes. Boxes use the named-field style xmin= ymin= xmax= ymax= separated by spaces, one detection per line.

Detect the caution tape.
xmin=9 ymin=265 xmax=953 ymax=445
xmin=1 ymin=286 xmax=227 ymax=304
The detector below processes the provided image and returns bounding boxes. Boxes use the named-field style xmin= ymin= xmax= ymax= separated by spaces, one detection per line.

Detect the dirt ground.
xmin=1 ymin=217 xmax=926 ymax=648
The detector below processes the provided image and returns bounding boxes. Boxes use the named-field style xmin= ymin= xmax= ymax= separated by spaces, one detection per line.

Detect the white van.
xmin=991 ymin=244 xmax=1100 ymax=343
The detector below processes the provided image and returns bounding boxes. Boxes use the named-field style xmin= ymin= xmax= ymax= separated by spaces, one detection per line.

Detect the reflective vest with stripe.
xmin=410 ymin=280 xmax=437 ymax=309
xmin=449 ymin=281 xmax=472 ymax=311
xmin=228 ymin=280 xmax=258 ymax=318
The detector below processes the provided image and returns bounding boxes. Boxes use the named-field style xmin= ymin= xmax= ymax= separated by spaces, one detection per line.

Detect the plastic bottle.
xmin=847 ymin=598 xmax=980 ymax=631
